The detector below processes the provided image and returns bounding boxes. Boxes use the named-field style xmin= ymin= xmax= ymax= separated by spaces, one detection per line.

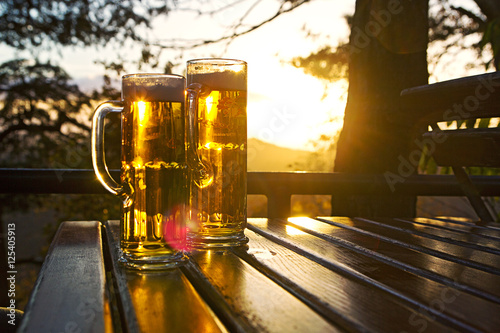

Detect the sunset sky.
xmin=0 ymin=0 xmax=355 ymax=151
xmin=0 ymin=0 xmax=486 ymax=151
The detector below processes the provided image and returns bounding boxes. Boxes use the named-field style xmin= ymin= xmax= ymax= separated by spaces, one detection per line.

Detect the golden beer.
xmin=187 ymin=59 xmax=248 ymax=247
xmin=120 ymin=100 xmax=188 ymax=264
xmin=92 ymin=74 xmax=188 ymax=269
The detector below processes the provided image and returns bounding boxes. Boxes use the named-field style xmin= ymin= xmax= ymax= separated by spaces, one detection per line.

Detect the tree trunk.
xmin=332 ymin=0 xmax=429 ymax=217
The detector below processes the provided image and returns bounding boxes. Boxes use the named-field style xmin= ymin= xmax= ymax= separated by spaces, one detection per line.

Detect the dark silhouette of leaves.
xmin=0 ymin=0 xmax=172 ymax=50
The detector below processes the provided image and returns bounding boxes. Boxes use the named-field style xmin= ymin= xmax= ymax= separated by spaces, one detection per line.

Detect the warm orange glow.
xmin=134 ymin=101 xmax=147 ymax=168
xmin=203 ymin=142 xmax=222 ymax=151
xmin=287 ymin=217 xmax=318 ymax=230
xmin=205 ymin=95 xmax=214 ymax=113
xmin=247 ymin=71 xmax=347 ymax=151
xmin=204 ymin=92 xmax=218 ymax=123
xmin=285 ymin=225 xmax=307 ymax=236
xmin=138 ymin=100 xmax=146 ymax=123
xmin=231 ymin=64 xmax=246 ymax=73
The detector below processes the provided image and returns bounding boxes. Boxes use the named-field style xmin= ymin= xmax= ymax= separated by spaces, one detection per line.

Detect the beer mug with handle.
xmin=186 ymin=58 xmax=248 ymax=248
xmin=92 ymin=73 xmax=196 ymax=270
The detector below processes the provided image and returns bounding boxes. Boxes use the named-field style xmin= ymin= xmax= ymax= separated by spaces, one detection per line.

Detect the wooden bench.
xmin=401 ymin=72 xmax=500 ymax=222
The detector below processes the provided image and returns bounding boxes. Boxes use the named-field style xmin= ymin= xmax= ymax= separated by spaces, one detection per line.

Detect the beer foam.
xmin=122 ymin=74 xmax=185 ymax=102
xmin=187 ymin=71 xmax=247 ymax=91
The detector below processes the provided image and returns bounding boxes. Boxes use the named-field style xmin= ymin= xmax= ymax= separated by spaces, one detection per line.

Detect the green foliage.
xmin=0 ymin=57 xmax=122 ymax=221
xmin=0 ymin=0 xmax=172 ymax=50
xmin=429 ymin=0 xmax=485 ymax=45
xmin=293 ymin=0 xmax=498 ymax=84
xmin=480 ymin=17 xmax=500 ymax=68
xmin=0 ymin=58 xmax=122 ymax=168
xmin=0 ymin=59 xmax=92 ymax=166
xmin=429 ymin=0 xmax=500 ymax=71
xmin=291 ymin=44 xmax=349 ymax=82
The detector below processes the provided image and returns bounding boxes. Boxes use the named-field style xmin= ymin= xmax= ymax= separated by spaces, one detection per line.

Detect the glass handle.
xmin=91 ymin=101 xmax=125 ymax=196
xmin=186 ymin=83 xmax=213 ymax=188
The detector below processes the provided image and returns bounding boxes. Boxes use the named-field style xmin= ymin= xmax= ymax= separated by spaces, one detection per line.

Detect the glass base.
xmin=118 ymin=251 xmax=188 ymax=270
xmin=188 ymin=232 xmax=249 ymax=249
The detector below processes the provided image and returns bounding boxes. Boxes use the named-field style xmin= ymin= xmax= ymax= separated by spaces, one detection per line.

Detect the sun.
xmin=247 ymin=59 xmax=347 ymax=151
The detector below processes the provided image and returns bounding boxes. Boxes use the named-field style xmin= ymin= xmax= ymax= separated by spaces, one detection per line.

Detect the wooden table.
xmin=18 ymin=217 xmax=500 ymax=332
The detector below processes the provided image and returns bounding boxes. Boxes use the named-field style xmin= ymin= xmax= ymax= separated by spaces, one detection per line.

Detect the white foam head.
xmin=122 ymin=74 xmax=185 ymax=102
xmin=187 ymin=59 xmax=247 ymax=91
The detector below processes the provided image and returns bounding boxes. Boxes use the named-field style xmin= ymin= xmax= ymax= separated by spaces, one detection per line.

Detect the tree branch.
xmin=0 ymin=113 xmax=89 ymax=142
xmin=0 ymin=122 xmax=61 ymax=142
xmin=152 ymin=0 xmax=312 ymax=50
xmin=450 ymin=5 xmax=486 ymax=27
xmin=175 ymin=0 xmax=249 ymax=16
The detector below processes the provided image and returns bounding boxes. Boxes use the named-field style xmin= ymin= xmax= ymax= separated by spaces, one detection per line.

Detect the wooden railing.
xmin=2 ymin=168 xmax=500 ymax=217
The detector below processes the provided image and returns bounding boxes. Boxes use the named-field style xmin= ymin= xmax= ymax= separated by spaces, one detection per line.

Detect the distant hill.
xmin=247 ymin=138 xmax=314 ymax=171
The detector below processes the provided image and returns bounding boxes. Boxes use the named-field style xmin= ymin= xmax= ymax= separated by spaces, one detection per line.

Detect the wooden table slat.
xmin=237 ymin=228 xmax=457 ymax=332
xmin=431 ymin=216 xmax=500 ymax=235
xmin=408 ymin=217 xmax=500 ymax=242
xmin=180 ymin=260 xmax=256 ymax=333
xmin=370 ymin=217 xmax=500 ymax=253
xmin=247 ymin=218 xmax=500 ymax=332
xmin=103 ymin=221 xmax=227 ymax=333
xmin=292 ymin=217 xmax=500 ymax=302
xmin=189 ymin=247 xmax=340 ymax=333
xmin=321 ymin=216 xmax=500 ymax=275
xmin=18 ymin=221 xmax=111 ymax=333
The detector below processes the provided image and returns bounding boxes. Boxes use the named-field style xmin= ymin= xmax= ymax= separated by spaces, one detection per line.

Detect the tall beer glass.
xmin=92 ymin=74 xmax=189 ymax=269
xmin=186 ymin=58 xmax=248 ymax=248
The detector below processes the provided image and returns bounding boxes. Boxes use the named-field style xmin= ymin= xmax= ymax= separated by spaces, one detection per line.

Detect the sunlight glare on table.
xmin=288 ymin=217 xmax=319 ymax=230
